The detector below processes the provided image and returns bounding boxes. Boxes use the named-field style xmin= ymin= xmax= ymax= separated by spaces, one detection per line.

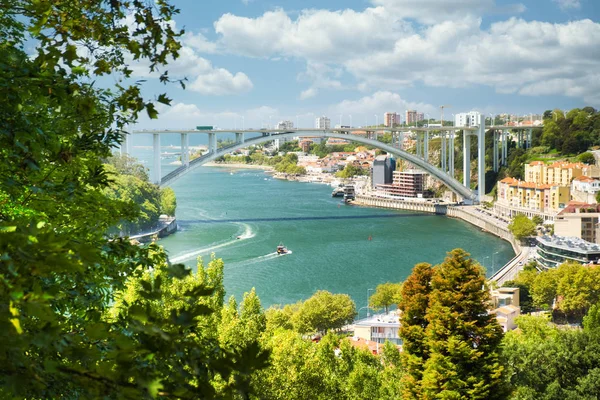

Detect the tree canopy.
xmin=369 ymin=282 xmax=403 ymax=314
xmin=508 ymin=214 xmax=537 ymax=241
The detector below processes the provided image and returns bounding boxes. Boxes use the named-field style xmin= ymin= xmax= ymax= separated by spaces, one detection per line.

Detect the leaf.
xmin=0 ymin=226 xmax=17 ymax=233
xmin=10 ymin=318 xmax=23 ymax=334
xmin=168 ymin=263 xmax=191 ymax=279
xmin=156 ymin=93 xmax=171 ymax=105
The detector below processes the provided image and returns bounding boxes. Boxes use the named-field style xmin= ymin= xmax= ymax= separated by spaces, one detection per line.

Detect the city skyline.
xmin=132 ymin=0 xmax=599 ymax=129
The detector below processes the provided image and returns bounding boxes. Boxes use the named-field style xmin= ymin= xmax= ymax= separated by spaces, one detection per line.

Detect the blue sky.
xmin=132 ymin=0 xmax=600 ymax=130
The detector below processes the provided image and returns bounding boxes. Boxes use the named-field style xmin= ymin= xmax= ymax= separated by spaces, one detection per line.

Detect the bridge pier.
xmin=527 ymin=129 xmax=532 ymax=149
xmin=235 ymin=132 xmax=245 ymax=144
xmin=153 ymin=133 xmax=161 ymax=185
xmin=493 ymin=130 xmax=498 ymax=172
xmin=441 ymin=132 xmax=446 ymax=172
xmin=120 ymin=130 xmax=130 ymax=156
xmin=463 ymin=133 xmax=471 ymax=189
xmin=208 ymin=132 xmax=217 ymax=153
xmin=449 ymin=131 xmax=454 ymax=177
xmin=501 ymin=130 xmax=507 ymax=166
xmin=477 ymin=124 xmax=486 ymax=202
xmin=181 ymin=133 xmax=189 ymax=167
xmin=424 ymin=131 xmax=429 ymax=162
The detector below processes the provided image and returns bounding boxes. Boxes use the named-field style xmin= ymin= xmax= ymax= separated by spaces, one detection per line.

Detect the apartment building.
xmin=555 ymin=202 xmax=600 ymax=244
xmin=315 ymin=116 xmax=331 ymax=129
xmin=384 ymin=112 xmax=400 ymax=127
xmin=524 ymin=161 xmax=595 ymax=186
xmin=571 ymin=176 xmax=600 ymax=203
xmin=497 ymin=177 xmax=569 ymax=213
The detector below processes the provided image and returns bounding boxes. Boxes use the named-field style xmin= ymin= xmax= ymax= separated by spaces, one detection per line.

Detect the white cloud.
xmin=553 ymin=0 xmax=581 ymax=10
xmin=127 ymin=40 xmax=252 ymax=96
xmin=183 ymin=31 xmax=219 ymax=54
xmin=299 ymin=88 xmax=318 ymax=100
xmin=370 ymin=0 xmax=497 ymax=24
xmin=214 ymin=7 xmax=408 ymax=61
xmin=345 ymin=18 xmax=600 ymax=105
xmin=328 ymin=92 xmax=437 ymax=124
xmin=134 ymin=103 xmax=279 ymax=130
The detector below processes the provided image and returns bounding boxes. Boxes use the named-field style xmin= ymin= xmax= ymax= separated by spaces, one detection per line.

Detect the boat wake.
xmin=169 ymin=223 xmax=255 ymax=263
xmin=233 ymin=250 xmax=293 ymax=267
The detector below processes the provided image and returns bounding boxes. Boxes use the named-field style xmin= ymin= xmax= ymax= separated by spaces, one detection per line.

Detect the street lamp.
xmin=241 ymin=115 xmax=245 ymax=130
xmin=349 ymin=114 xmax=352 ymax=128
xmin=492 ymin=251 xmax=500 ymax=275
xmin=374 ymin=114 xmax=378 ymax=127
xmin=339 ymin=114 xmax=343 ymax=127
xmin=269 ymin=115 xmax=273 ymax=129
xmin=367 ymin=288 xmax=374 ymax=317
xmin=296 ymin=115 xmax=299 ymax=129
xmin=489 ymin=113 xmax=494 ymax=127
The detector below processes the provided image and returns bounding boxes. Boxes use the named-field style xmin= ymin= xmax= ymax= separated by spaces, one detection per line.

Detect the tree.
xmin=399 ymin=262 xmax=433 ymax=398
xmin=583 ymin=303 xmax=600 ymax=332
xmin=336 ymin=163 xmax=367 ymax=178
xmin=0 ymin=1 xmax=270 ymax=397
xmin=401 ymin=250 xmax=506 ymax=399
xmin=508 ymin=214 xmax=537 ymax=241
xmin=160 ymin=187 xmax=177 ymax=216
xmin=369 ymin=282 xmax=403 ymax=314
xmin=578 ymin=152 xmax=596 ymax=165
xmin=292 ymin=291 xmax=356 ymax=335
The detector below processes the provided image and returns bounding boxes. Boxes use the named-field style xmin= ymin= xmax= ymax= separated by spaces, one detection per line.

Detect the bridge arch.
xmin=159 ymin=131 xmax=476 ymax=201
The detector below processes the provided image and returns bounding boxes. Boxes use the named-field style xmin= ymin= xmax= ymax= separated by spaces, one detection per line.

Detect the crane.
xmin=439 ymin=105 xmax=451 ymax=126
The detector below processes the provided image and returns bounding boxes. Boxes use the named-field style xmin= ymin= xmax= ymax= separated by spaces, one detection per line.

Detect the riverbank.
xmin=204 ymin=162 xmax=274 ymax=171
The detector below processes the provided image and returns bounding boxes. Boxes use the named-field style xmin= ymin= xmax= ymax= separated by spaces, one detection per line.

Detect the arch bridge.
xmin=125 ymin=124 xmax=541 ymax=203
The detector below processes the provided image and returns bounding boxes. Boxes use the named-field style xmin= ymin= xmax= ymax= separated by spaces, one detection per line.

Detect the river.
xmin=130 ymin=142 xmax=514 ymax=312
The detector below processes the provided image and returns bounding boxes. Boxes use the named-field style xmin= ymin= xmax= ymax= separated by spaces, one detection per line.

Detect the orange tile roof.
xmin=574 ymin=176 xmax=595 ymax=182
xmin=529 ymin=161 xmax=545 ymax=166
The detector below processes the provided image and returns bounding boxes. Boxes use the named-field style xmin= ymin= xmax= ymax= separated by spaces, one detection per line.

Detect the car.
xmin=518 ymin=261 xmax=523 ymax=266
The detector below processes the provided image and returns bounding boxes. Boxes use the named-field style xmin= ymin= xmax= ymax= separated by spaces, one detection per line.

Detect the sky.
xmin=131 ymin=0 xmax=600 ymax=130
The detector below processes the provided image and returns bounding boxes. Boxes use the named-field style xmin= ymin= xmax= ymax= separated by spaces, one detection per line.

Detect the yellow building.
xmin=524 ymin=161 xmax=590 ymax=186
xmin=497 ymin=177 xmax=569 ymax=213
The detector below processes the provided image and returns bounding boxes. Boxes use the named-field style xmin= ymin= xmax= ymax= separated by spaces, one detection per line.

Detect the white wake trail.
xmin=169 ymin=223 xmax=255 ymax=263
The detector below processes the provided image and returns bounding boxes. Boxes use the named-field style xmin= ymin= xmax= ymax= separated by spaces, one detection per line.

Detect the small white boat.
xmin=276 ymin=243 xmax=291 ymax=255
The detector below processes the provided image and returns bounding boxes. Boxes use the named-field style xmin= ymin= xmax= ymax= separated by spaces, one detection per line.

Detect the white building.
xmin=315 ymin=116 xmax=331 ymax=130
xmin=276 ymin=120 xmax=294 ymax=130
xmin=490 ymin=287 xmax=521 ymax=332
xmin=571 ymin=176 xmax=600 ymax=203
xmin=455 ymin=111 xmax=482 ymax=128
xmin=353 ymin=312 xmax=401 ymax=345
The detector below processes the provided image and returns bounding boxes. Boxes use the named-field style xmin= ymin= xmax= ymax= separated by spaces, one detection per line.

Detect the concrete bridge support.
xmin=527 ymin=129 xmax=532 ymax=149
xmin=463 ymin=133 xmax=471 ymax=189
xmin=449 ymin=132 xmax=455 ymax=177
xmin=477 ymin=124 xmax=486 ymax=202
xmin=208 ymin=132 xmax=217 ymax=153
xmin=501 ymin=130 xmax=507 ymax=166
xmin=424 ymin=131 xmax=429 ymax=162
xmin=120 ymin=131 xmax=130 ymax=156
xmin=235 ymin=132 xmax=245 ymax=144
xmin=181 ymin=133 xmax=189 ymax=167
xmin=153 ymin=133 xmax=161 ymax=185
xmin=493 ymin=130 xmax=498 ymax=172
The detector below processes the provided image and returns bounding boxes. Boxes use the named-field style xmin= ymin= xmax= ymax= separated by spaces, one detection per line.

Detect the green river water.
xmin=132 ymin=144 xmax=514 ymax=313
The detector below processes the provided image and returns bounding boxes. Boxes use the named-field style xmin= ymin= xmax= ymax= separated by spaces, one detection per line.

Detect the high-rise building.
xmin=276 ymin=120 xmax=294 ymax=130
xmin=372 ymin=155 xmax=396 ymax=188
xmin=416 ymin=112 xmax=424 ymax=122
xmin=315 ymin=116 xmax=331 ymax=129
xmin=406 ymin=110 xmax=418 ymax=125
xmin=454 ymin=111 xmax=482 ymax=128
xmin=384 ymin=112 xmax=400 ymax=127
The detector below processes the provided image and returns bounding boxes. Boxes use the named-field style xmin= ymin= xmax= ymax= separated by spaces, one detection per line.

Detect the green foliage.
xmin=508 ymin=214 xmax=537 ymax=241
xmin=399 ymin=251 xmax=506 ymax=399
xmin=160 ymin=187 xmax=177 ymax=216
xmin=541 ymin=108 xmax=600 ymax=155
xmin=292 ymin=290 xmax=356 ymax=335
xmin=530 ymin=263 xmax=600 ymax=320
xmin=578 ymin=152 xmax=596 ymax=165
xmin=109 ymin=257 xmax=269 ymax=398
xmin=336 ymin=163 xmax=368 ymax=178
xmin=369 ymin=282 xmax=403 ymax=314
xmin=583 ymin=303 xmax=600 ymax=332
xmin=503 ymin=280 xmax=535 ymax=313
xmin=532 ymin=215 xmax=544 ymax=226
xmin=502 ymin=315 xmax=600 ymax=399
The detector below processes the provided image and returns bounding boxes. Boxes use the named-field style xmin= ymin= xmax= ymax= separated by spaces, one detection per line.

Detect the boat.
xmin=332 ymin=187 xmax=345 ymax=197
xmin=276 ymin=243 xmax=291 ymax=255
